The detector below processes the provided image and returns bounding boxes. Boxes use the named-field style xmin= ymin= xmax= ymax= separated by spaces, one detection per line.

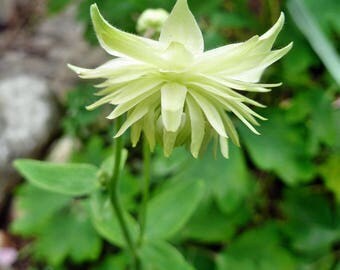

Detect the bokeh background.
xmin=0 ymin=0 xmax=339 ymax=269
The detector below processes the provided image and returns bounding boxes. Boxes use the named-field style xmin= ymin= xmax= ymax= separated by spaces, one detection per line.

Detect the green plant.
xmin=10 ymin=0 xmax=340 ymax=269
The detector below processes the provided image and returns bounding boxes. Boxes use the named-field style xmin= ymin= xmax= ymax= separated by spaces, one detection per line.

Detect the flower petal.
xmin=161 ymin=83 xmax=187 ymax=132
xmin=87 ymin=77 xmax=160 ymax=110
xmin=143 ymin=110 xmax=157 ymax=151
xmin=192 ymin=35 xmax=259 ymax=73
xmin=258 ymin=12 xmax=285 ymax=51
xmin=194 ymin=13 xmax=291 ymax=81
xmin=90 ymin=4 xmax=165 ymax=66
xmin=218 ymin=43 xmax=293 ymax=80
xmin=189 ymin=92 xmax=227 ymax=137
xmin=107 ymin=91 xmax=159 ymax=120
xmin=68 ymin=58 xmax=143 ymax=79
xmin=205 ymin=76 xmax=272 ymax=92
xmin=131 ymin=120 xmax=143 ymax=147
xmin=115 ymin=105 xmax=149 ymax=138
xmin=189 ymin=78 xmax=266 ymax=108
xmin=186 ymin=96 xmax=205 ymax=158
xmin=219 ymin=136 xmax=229 ymax=158
xmin=94 ymin=71 xmax=149 ymax=88
xmin=219 ymin=111 xmax=240 ymax=146
xmin=163 ymin=130 xmax=178 ymax=157
xmin=109 ymin=78 xmax=162 ymax=105
xmin=219 ymin=99 xmax=261 ymax=135
xmin=159 ymin=0 xmax=204 ymax=54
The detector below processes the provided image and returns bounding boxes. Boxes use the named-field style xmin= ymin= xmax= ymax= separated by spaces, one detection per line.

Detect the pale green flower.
xmin=69 ymin=0 xmax=292 ymax=158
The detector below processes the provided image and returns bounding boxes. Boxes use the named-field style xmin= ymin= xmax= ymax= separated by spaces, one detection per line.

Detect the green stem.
xmin=138 ymin=138 xmax=151 ymax=245
xmin=109 ymin=117 xmax=139 ymax=270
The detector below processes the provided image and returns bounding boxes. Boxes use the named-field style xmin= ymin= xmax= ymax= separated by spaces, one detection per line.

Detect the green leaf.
xmin=145 ymin=177 xmax=204 ymax=240
xmin=181 ymin=196 xmax=251 ymax=243
xmin=90 ymin=190 xmax=139 ymax=247
xmin=217 ymin=223 xmax=297 ymax=270
xmin=319 ymin=155 xmax=340 ymax=201
xmin=14 ymin=159 xmax=99 ymax=196
xmin=34 ymin=201 xmax=102 ymax=266
xmin=140 ymin=241 xmax=194 ymax=270
xmin=286 ymin=89 xmax=337 ymax=155
xmin=239 ymin=108 xmax=315 ymax=185
xmin=281 ymin=188 xmax=340 ymax=256
xmin=210 ymin=144 xmax=254 ymax=213
xmin=10 ymin=184 xmax=71 ymax=236
xmin=92 ymin=253 xmax=129 ymax=270
xmin=287 ymin=0 xmax=340 ymax=86
xmin=172 ymin=144 xmax=254 ymax=214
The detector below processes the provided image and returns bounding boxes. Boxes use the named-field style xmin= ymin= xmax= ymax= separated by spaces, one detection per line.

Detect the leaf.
xmin=10 ymin=184 xmax=71 ymax=236
xmin=319 ymin=155 xmax=340 ymax=201
xmin=14 ymin=159 xmax=99 ymax=196
xmin=210 ymin=144 xmax=255 ymax=213
xmin=90 ymin=190 xmax=139 ymax=247
xmin=152 ymin=146 xmax=189 ymax=179
xmin=287 ymin=0 xmax=340 ymax=85
xmin=139 ymin=241 xmax=194 ymax=270
xmin=174 ymin=144 xmax=255 ymax=214
xmin=286 ymin=89 xmax=337 ymax=155
xmin=239 ymin=108 xmax=315 ymax=185
xmin=181 ymin=196 xmax=251 ymax=243
xmin=145 ymin=177 xmax=204 ymax=240
xmin=92 ymin=253 xmax=129 ymax=270
xmin=33 ymin=201 xmax=102 ymax=266
xmin=217 ymin=223 xmax=297 ymax=270
xmin=182 ymin=247 xmax=215 ymax=270
xmin=280 ymin=188 xmax=340 ymax=256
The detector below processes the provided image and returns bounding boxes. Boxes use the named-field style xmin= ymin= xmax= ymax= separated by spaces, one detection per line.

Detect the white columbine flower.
xmin=69 ymin=0 xmax=292 ymax=158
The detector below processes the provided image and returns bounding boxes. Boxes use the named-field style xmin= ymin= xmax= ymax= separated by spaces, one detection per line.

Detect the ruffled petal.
xmin=217 ymin=98 xmax=261 ymax=135
xmin=186 ymin=96 xmax=205 ymax=158
xmin=219 ymin=111 xmax=239 ymax=146
xmin=163 ymin=129 xmax=178 ymax=157
xmin=130 ymin=120 xmax=143 ymax=147
xmin=115 ymin=102 xmax=153 ymax=138
xmin=109 ymin=78 xmax=162 ymax=105
xmin=161 ymin=83 xmax=187 ymax=132
xmin=107 ymin=91 xmax=159 ymax=120
xmin=159 ymin=0 xmax=204 ymax=54
xmin=189 ymin=92 xmax=227 ymax=137
xmin=219 ymin=136 xmax=229 ymax=158
xmin=143 ymin=110 xmax=157 ymax=151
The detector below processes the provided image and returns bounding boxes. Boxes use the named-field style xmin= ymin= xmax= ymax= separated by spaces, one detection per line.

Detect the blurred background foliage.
xmin=8 ymin=0 xmax=340 ymax=269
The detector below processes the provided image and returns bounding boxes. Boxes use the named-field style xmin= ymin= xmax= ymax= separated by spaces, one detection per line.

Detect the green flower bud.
xmin=137 ymin=8 xmax=169 ymax=37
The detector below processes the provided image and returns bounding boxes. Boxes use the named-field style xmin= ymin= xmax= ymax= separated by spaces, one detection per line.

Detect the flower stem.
xmin=138 ymin=138 xmax=151 ymax=245
xmin=109 ymin=117 xmax=139 ymax=269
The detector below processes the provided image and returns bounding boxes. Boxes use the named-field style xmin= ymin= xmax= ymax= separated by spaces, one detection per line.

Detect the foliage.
xmin=11 ymin=0 xmax=340 ymax=269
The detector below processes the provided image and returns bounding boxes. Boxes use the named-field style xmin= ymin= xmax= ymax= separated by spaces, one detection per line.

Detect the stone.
xmin=46 ymin=136 xmax=81 ymax=163
xmin=0 ymin=75 xmax=58 ymax=210
xmin=0 ymin=4 xmax=107 ymax=99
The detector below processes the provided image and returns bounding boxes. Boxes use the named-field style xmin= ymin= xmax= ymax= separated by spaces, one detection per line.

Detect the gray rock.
xmin=0 ymin=4 xmax=107 ymax=99
xmin=0 ymin=75 xmax=58 ymax=209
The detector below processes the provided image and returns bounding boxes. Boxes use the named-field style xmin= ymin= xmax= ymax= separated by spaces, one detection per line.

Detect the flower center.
xmin=160 ymin=41 xmax=194 ymax=72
